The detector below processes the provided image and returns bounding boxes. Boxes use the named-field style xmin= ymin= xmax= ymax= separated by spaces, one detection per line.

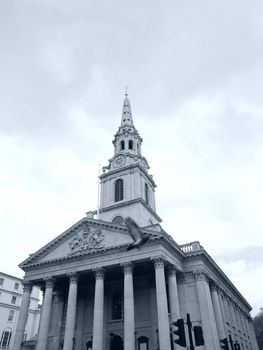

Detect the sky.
xmin=0 ymin=0 xmax=262 ymax=316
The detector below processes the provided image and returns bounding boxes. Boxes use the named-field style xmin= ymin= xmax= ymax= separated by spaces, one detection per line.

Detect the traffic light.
xmin=220 ymin=338 xmax=229 ymax=350
xmin=193 ymin=326 xmax=204 ymax=346
xmin=173 ymin=318 xmax=186 ymax=347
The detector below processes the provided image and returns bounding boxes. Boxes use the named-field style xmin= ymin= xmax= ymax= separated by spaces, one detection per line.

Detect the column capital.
xmin=168 ymin=264 xmax=179 ymax=276
xmin=177 ymin=273 xmax=186 ymax=284
xmin=121 ymin=261 xmax=133 ymax=274
xmin=193 ymin=268 xmax=209 ymax=282
xmin=68 ymin=272 xmax=79 ymax=284
xmin=93 ymin=267 xmax=104 ymax=279
xmin=44 ymin=277 xmax=55 ymax=288
xmin=210 ymin=281 xmax=220 ymax=293
xmin=151 ymin=255 xmax=167 ymax=269
xmin=22 ymin=280 xmax=33 ymax=293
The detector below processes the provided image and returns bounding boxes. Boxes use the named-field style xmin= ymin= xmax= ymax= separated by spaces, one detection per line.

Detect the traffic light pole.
xmin=186 ymin=314 xmax=195 ymax=350
xmin=229 ymin=335 xmax=234 ymax=350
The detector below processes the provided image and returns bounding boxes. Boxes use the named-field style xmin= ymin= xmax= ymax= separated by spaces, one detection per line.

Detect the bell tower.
xmin=98 ymin=92 xmax=162 ymax=227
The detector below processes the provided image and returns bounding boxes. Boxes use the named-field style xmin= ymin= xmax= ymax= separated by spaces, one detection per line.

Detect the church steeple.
xmin=121 ymin=90 xmax=134 ymax=127
xmin=98 ymin=93 xmax=162 ymax=227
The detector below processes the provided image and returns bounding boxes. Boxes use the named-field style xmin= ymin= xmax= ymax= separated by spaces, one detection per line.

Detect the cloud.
xmin=0 ymin=0 xmax=263 ymax=316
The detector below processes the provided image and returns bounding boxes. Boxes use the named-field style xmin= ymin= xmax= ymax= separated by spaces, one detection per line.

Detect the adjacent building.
xmin=12 ymin=94 xmax=259 ymax=350
xmin=0 ymin=272 xmax=41 ymax=349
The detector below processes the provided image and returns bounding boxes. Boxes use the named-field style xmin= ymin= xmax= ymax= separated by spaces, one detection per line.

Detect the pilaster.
xmin=210 ymin=283 xmax=227 ymax=340
xmin=194 ymin=269 xmax=220 ymax=350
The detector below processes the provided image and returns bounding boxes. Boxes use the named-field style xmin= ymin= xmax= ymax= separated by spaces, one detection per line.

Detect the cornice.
xmin=100 ymin=162 xmax=156 ymax=187
xmin=185 ymin=252 xmax=252 ymax=311
xmin=99 ymin=198 xmax=162 ymax=222
xmin=20 ymin=230 xmax=163 ymax=271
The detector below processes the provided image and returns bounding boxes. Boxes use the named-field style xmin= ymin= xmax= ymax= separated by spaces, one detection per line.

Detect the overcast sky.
xmin=0 ymin=0 xmax=263 ymax=316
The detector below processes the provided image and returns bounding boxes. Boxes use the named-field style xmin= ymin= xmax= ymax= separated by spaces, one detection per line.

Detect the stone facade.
xmin=0 ymin=272 xmax=41 ymax=350
xmin=13 ymin=94 xmax=259 ymax=350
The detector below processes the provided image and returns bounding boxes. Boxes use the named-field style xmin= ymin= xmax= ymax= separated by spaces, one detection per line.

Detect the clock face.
xmin=113 ymin=155 xmax=126 ymax=167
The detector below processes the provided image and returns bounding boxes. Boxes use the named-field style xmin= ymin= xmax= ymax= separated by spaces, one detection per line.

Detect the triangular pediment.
xmin=20 ymin=218 xmax=161 ymax=269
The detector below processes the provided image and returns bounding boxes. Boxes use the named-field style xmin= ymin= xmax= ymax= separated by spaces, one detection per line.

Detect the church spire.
xmin=121 ymin=88 xmax=134 ymax=127
xmin=98 ymin=93 xmax=161 ymax=227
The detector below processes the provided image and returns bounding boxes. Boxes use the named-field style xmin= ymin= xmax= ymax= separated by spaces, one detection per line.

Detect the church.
xmin=13 ymin=94 xmax=259 ymax=350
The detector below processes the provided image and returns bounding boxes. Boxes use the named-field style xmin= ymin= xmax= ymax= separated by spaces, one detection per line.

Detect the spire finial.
xmin=125 ymin=85 xmax=128 ymax=97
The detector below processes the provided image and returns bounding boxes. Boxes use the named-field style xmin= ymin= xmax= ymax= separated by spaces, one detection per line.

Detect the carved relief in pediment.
xmin=69 ymin=223 xmax=105 ymax=255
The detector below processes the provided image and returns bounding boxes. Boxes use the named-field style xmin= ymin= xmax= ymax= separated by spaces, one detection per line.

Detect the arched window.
xmin=129 ymin=140 xmax=133 ymax=149
xmin=145 ymin=183 xmax=149 ymax=205
xmin=112 ymin=292 xmax=122 ymax=320
xmin=110 ymin=334 xmax=123 ymax=350
xmin=115 ymin=179 xmax=123 ymax=202
xmin=120 ymin=140 xmax=125 ymax=150
xmin=112 ymin=216 xmax=124 ymax=225
xmin=137 ymin=336 xmax=149 ymax=350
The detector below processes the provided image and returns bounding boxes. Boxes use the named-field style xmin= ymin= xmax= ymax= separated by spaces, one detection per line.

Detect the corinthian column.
xmin=121 ymin=262 xmax=135 ymax=350
xmin=210 ymin=283 xmax=226 ymax=339
xmin=194 ymin=269 xmax=220 ymax=350
xmin=63 ymin=273 xmax=79 ymax=350
xmin=92 ymin=268 xmax=104 ymax=350
xmin=168 ymin=265 xmax=180 ymax=321
xmin=152 ymin=256 xmax=171 ymax=350
xmin=13 ymin=281 xmax=32 ymax=350
xmin=37 ymin=278 xmax=55 ymax=350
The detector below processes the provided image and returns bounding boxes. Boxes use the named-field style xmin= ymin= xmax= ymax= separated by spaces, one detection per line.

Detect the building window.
xmin=112 ymin=291 xmax=122 ymax=320
xmin=110 ymin=334 xmax=123 ymax=350
xmin=120 ymin=140 xmax=125 ymax=150
xmin=137 ymin=336 xmax=149 ymax=350
xmin=112 ymin=216 xmax=124 ymax=225
xmin=115 ymin=179 xmax=123 ymax=202
xmin=8 ymin=310 xmax=15 ymax=321
xmin=145 ymin=183 xmax=149 ymax=205
xmin=86 ymin=341 xmax=92 ymax=350
xmin=0 ymin=278 xmax=4 ymax=286
xmin=0 ymin=330 xmax=12 ymax=348
xmin=128 ymin=140 xmax=133 ymax=149
xmin=11 ymin=296 xmax=17 ymax=304
xmin=14 ymin=282 xmax=19 ymax=290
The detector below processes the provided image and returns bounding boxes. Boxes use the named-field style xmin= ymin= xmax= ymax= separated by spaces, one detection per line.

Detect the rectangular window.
xmin=8 ymin=310 xmax=15 ymax=321
xmin=0 ymin=331 xmax=12 ymax=347
xmin=0 ymin=278 xmax=4 ymax=286
xmin=11 ymin=296 xmax=17 ymax=304
xmin=14 ymin=282 xmax=19 ymax=290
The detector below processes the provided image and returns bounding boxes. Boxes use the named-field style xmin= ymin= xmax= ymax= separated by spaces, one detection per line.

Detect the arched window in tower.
xmin=112 ymin=291 xmax=122 ymax=320
xmin=120 ymin=140 xmax=125 ymax=150
xmin=115 ymin=179 xmax=124 ymax=202
xmin=128 ymin=140 xmax=133 ymax=149
xmin=145 ymin=183 xmax=149 ymax=205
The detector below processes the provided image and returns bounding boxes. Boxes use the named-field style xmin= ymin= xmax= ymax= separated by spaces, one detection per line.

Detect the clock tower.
xmin=98 ymin=92 xmax=162 ymax=227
